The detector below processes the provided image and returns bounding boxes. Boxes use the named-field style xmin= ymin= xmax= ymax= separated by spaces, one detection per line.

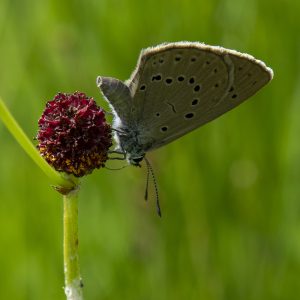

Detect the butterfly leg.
xmin=108 ymin=150 xmax=126 ymax=161
xmin=111 ymin=128 xmax=126 ymax=134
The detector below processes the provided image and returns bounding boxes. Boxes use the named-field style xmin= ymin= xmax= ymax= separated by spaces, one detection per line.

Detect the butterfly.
xmin=97 ymin=42 xmax=273 ymax=214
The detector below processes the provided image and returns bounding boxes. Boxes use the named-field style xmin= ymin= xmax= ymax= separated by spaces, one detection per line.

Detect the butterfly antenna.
xmin=144 ymin=157 xmax=161 ymax=217
xmin=144 ymin=160 xmax=150 ymax=201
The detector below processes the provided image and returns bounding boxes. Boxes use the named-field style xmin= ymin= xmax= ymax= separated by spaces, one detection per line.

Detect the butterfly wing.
xmin=126 ymin=42 xmax=273 ymax=151
xmin=96 ymin=76 xmax=133 ymax=128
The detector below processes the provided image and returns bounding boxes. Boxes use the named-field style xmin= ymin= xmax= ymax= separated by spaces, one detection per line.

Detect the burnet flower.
xmin=37 ymin=92 xmax=112 ymax=177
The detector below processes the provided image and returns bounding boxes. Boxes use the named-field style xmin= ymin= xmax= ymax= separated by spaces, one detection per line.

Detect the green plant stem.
xmin=63 ymin=188 xmax=83 ymax=300
xmin=1 ymin=97 xmax=83 ymax=298
xmin=0 ymin=97 xmax=74 ymax=189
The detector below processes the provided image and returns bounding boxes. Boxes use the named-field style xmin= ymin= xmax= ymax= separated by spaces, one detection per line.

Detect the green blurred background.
xmin=0 ymin=0 xmax=299 ymax=299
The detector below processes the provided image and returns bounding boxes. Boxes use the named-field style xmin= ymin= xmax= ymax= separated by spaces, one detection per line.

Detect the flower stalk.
xmin=63 ymin=188 xmax=83 ymax=300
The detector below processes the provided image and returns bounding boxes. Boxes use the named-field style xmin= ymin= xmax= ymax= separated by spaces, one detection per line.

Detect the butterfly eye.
xmin=177 ymin=76 xmax=185 ymax=82
xmin=132 ymin=156 xmax=144 ymax=164
xmin=140 ymin=84 xmax=146 ymax=91
xmin=160 ymin=126 xmax=168 ymax=132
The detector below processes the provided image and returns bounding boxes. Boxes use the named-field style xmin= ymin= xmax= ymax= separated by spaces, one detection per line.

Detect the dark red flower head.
xmin=37 ymin=92 xmax=112 ymax=177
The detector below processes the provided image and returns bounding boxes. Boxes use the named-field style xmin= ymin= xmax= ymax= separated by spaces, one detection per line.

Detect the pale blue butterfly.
xmin=97 ymin=42 xmax=273 ymax=214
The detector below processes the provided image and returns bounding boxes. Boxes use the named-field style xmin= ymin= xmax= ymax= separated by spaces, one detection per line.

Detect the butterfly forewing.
xmin=126 ymin=42 xmax=273 ymax=150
